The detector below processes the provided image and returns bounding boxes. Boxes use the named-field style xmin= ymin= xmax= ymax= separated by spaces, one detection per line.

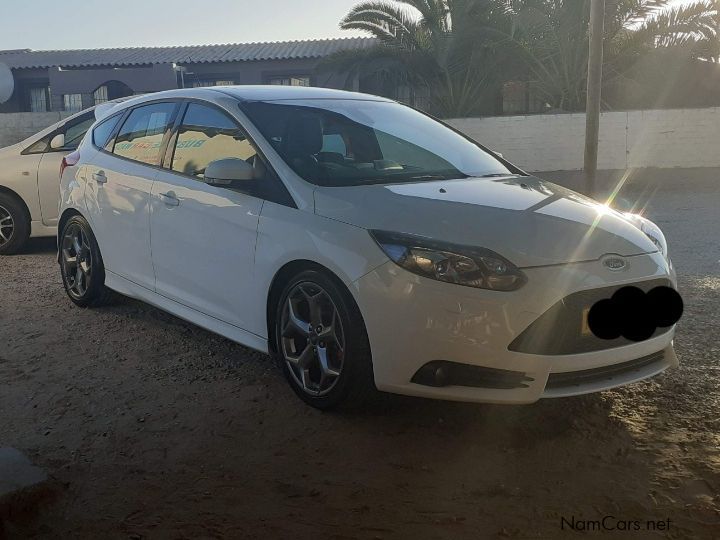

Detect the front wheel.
xmin=60 ymin=215 xmax=112 ymax=307
xmin=0 ymin=193 xmax=30 ymax=255
xmin=274 ymin=269 xmax=375 ymax=410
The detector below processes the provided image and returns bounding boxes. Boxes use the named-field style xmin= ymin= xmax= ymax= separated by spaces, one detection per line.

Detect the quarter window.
xmin=92 ymin=114 xmax=122 ymax=149
xmin=24 ymin=138 xmax=50 ymax=154
xmin=113 ymin=103 xmax=176 ymax=166
xmin=171 ymin=103 xmax=265 ymax=181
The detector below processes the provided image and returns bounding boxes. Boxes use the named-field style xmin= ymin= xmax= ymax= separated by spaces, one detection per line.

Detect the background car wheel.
xmin=275 ymin=269 xmax=375 ymax=410
xmin=60 ymin=215 xmax=113 ymax=307
xmin=0 ymin=193 xmax=30 ymax=255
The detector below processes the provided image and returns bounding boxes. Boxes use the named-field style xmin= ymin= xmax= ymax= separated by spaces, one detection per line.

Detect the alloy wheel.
xmin=0 ymin=205 xmax=14 ymax=247
xmin=62 ymin=223 xmax=93 ymax=298
xmin=280 ymin=282 xmax=346 ymax=396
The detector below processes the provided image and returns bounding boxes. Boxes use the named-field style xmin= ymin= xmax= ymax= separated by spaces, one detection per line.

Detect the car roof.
xmin=213 ymin=85 xmax=393 ymax=102
xmin=114 ymin=85 xmax=394 ymax=109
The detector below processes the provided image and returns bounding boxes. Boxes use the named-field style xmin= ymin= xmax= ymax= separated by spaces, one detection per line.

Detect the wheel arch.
xmin=0 ymin=185 xmax=31 ymax=225
xmin=265 ymin=259 xmax=365 ymax=355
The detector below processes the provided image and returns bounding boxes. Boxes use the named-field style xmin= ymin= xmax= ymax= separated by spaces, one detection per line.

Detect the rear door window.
xmin=112 ymin=103 xmax=177 ymax=166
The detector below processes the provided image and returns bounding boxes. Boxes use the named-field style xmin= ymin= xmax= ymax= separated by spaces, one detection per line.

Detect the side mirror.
xmin=204 ymin=158 xmax=255 ymax=186
xmin=50 ymin=133 xmax=66 ymax=150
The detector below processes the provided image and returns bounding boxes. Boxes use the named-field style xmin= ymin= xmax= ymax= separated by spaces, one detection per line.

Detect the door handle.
xmin=159 ymin=192 xmax=180 ymax=207
xmin=92 ymin=171 xmax=107 ymax=184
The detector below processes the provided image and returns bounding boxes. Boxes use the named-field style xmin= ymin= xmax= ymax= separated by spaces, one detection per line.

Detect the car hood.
xmin=313 ymin=175 xmax=658 ymax=268
xmin=0 ymin=142 xmax=22 ymax=154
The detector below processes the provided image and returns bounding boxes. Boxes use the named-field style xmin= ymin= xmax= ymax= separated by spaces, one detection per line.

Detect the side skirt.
xmin=30 ymin=221 xmax=57 ymax=238
xmin=105 ymin=270 xmax=269 ymax=354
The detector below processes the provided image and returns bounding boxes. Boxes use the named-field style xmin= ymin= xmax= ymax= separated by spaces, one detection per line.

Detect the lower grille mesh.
xmin=545 ymin=350 xmax=665 ymax=389
xmin=509 ymin=278 xmax=672 ymax=355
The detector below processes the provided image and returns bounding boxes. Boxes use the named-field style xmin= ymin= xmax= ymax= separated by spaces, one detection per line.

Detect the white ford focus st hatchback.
xmin=58 ymin=86 xmax=680 ymax=409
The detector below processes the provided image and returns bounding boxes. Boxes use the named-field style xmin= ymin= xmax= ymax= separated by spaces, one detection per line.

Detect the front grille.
xmin=508 ymin=278 xmax=672 ymax=355
xmin=545 ymin=350 xmax=665 ymax=389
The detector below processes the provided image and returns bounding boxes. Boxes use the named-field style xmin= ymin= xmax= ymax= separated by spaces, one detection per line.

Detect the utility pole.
xmin=584 ymin=0 xmax=605 ymax=198
xmin=716 ymin=0 xmax=720 ymax=64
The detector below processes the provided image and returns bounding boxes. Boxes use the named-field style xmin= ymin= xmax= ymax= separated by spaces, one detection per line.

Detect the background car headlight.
xmin=370 ymin=230 xmax=526 ymax=291
xmin=623 ymin=213 xmax=668 ymax=258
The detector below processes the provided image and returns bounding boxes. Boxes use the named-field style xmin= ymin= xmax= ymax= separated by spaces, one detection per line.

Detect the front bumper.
xmin=351 ymin=251 xmax=677 ymax=404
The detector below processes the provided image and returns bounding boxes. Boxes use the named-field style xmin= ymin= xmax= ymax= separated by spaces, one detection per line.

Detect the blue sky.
xmin=0 ymin=0 xmax=698 ymax=51
xmin=0 ymin=0 xmax=365 ymax=50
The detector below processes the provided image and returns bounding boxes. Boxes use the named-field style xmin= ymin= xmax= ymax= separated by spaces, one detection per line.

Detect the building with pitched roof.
xmin=0 ymin=38 xmax=376 ymax=113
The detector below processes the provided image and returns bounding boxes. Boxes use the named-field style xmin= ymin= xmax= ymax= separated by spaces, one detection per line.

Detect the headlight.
xmin=369 ymin=230 xmax=526 ymax=291
xmin=623 ymin=213 xmax=668 ymax=258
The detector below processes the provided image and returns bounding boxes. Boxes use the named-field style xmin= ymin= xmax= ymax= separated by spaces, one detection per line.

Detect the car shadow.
xmin=18 ymin=237 xmax=57 ymax=254
xmin=11 ymin=285 xmax=682 ymax=539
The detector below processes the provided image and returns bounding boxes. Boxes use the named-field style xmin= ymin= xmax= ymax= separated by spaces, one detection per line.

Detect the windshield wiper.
xmin=407 ymin=173 xmax=469 ymax=181
xmin=479 ymin=173 xmax=512 ymax=178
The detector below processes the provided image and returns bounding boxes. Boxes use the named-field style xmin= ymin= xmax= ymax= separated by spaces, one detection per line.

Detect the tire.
xmin=59 ymin=215 xmax=113 ymax=307
xmin=274 ymin=269 xmax=376 ymax=410
xmin=0 ymin=193 xmax=30 ymax=255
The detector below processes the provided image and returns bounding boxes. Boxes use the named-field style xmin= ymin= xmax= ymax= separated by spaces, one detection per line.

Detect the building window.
xmin=268 ymin=76 xmax=310 ymax=87
xmin=192 ymin=80 xmax=235 ymax=88
xmin=29 ymin=87 xmax=50 ymax=112
xmin=94 ymin=85 xmax=108 ymax=105
xmin=63 ymin=94 xmax=83 ymax=112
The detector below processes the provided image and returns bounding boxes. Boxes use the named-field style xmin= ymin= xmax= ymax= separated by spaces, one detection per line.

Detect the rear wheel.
xmin=275 ymin=269 xmax=375 ymax=410
xmin=0 ymin=193 xmax=30 ymax=255
xmin=60 ymin=215 xmax=112 ymax=307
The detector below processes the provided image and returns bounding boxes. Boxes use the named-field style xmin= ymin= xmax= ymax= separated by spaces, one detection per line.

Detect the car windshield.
xmin=240 ymin=99 xmax=514 ymax=187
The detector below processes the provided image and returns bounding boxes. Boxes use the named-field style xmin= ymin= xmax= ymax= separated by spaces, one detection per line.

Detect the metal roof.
xmin=0 ymin=37 xmax=376 ymax=70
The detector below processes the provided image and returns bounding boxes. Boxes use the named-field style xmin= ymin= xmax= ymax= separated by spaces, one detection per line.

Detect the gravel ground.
xmin=1 ymin=171 xmax=719 ymax=539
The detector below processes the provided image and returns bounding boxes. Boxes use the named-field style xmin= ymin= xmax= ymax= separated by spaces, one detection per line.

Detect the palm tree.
xmin=322 ymin=0 xmax=519 ymax=117
xmin=328 ymin=0 xmax=718 ymax=115
xmin=509 ymin=0 xmax=719 ymax=111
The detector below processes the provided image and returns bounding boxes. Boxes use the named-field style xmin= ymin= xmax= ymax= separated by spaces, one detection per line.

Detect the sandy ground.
xmin=1 ymin=171 xmax=719 ymax=539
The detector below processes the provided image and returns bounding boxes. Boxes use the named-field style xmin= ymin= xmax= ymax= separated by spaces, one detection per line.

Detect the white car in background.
xmin=58 ymin=86 xmax=680 ymax=409
xmin=0 ymin=102 xmax=123 ymax=254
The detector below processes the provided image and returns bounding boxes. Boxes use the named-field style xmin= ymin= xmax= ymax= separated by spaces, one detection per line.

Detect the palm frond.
xmin=340 ymin=1 xmax=424 ymax=48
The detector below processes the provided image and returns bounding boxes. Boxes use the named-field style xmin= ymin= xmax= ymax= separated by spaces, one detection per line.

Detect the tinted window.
xmin=92 ymin=114 xmax=122 ymax=149
xmin=63 ymin=115 xmax=95 ymax=150
xmin=24 ymin=137 xmax=50 ymax=154
xmin=171 ymin=103 xmax=265 ymax=180
xmin=241 ymin=100 xmax=513 ymax=187
xmin=23 ymin=114 xmax=94 ymax=154
xmin=113 ymin=103 xmax=176 ymax=165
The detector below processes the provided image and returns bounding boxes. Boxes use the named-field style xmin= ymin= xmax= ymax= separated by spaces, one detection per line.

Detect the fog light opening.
xmin=411 ymin=361 xmax=533 ymax=390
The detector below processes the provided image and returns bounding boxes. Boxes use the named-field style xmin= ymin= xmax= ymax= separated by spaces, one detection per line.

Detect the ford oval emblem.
xmin=603 ymin=256 xmax=627 ymax=271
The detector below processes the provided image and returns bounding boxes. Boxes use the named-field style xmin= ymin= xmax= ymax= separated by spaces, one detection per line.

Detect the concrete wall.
xmin=0 ymin=112 xmax=71 ymax=148
xmin=447 ymin=107 xmax=720 ymax=172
